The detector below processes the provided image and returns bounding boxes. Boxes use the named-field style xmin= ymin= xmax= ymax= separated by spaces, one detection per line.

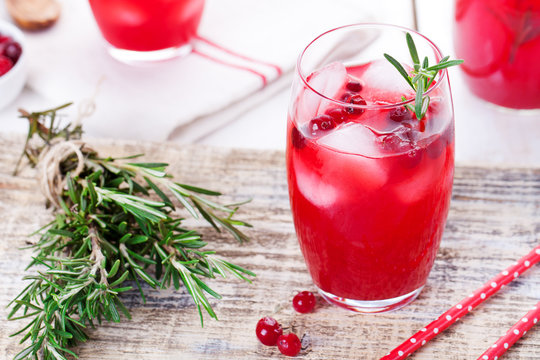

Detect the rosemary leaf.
xmin=384 ymin=32 xmax=463 ymax=120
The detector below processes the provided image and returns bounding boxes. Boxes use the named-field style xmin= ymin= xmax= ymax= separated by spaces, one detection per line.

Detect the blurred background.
xmin=0 ymin=0 xmax=538 ymax=167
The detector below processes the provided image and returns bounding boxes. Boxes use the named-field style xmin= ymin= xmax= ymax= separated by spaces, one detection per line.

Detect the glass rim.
xmin=296 ymin=23 xmax=448 ymax=110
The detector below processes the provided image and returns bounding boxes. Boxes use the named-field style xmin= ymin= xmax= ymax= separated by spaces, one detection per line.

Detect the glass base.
xmin=480 ymin=99 xmax=540 ymax=115
xmin=317 ymin=286 xmax=424 ymax=313
xmin=108 ymin=44 xmax=192 ymax=64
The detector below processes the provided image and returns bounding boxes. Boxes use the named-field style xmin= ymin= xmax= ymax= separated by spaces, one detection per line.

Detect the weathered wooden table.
xmin=1 ymin=136 xmax=539 ymax=359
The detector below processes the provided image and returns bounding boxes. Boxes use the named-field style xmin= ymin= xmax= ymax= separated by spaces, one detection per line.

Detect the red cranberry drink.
xmin=287 ymin=24 xmax=461 ymax=313
xmin=454 ymin=0 xmax=540 ymax=109
xmin=89 ymin=0 xmax=204 ymax=61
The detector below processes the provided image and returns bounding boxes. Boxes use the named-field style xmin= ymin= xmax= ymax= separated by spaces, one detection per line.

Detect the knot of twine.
xmin=38 ymin=140 xmax=90 ymax=207
xmin=37 ymin=78 xmax=103 ymax=206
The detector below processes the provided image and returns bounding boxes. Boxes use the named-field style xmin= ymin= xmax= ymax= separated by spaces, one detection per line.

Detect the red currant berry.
xmin=344 ymin=94 xmax=367 ymax=115
xmin=378 ymin=127 xmax=415 ymax=150
xmin=340 ymin=92 xmax=353 ymax=101
xmin=402 ymin=147 xmax=424 ymax=169
xmin=291 ymin=126 xmax=306 ymax=150
xmin=401 ymin=122 xmax=421 ymax=140
xmin=345 ymin=80 xmax=363 ymax=92
xmin=309 ymin=114 xmax=336 ymax=135
xmin=388 ymin=106 xmax=413 ymax=122
xmin=0 ymin=55 xmax=13 ymax=76
xmin=326 ymin=107 xmax=348 ymax=124
xmin=3 ymin=41 xmax=22 ymax=64
xmin=418 ymin=119 xmax=426 ymax=132
xmin=277 ymin=333 xmax=302 ymax=357
xmin=426 ymin=135 xmax=446 ymax=159
xmin=292 ymin=291 xmax=316 ymax=313
xmin=255 ymin=317 xmax=283 ymax=346
xmin=428 ymin=99 xmax=440 ymax=114
xmin=379 ymin=133 xmax=406 ymax=153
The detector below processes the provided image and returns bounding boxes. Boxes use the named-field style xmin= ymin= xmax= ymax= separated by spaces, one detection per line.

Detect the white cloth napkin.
xmin=0 ymin=0 xmax=384 ymax=142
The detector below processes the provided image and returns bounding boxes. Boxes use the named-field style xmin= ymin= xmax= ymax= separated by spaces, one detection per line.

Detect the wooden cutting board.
xmin=1 ymin=135 xmax=539 ymax=359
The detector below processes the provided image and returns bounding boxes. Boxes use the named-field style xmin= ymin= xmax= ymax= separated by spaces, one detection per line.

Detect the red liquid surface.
xmin=286 ymin=62 xmax=454 ymax=301
xmin=454 ymin=0 xmax=540 ymax=109
xmin=89 ymin=0 xmax=204 ymax=52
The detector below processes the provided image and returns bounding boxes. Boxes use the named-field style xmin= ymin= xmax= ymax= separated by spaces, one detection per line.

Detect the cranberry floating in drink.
xmin=454 ymin=0 xmax=540 ymax=109
xmin=286 ymin=24 xmax=460 ymax=313
xmin=88 ymin=0 xmax=204 ymax=62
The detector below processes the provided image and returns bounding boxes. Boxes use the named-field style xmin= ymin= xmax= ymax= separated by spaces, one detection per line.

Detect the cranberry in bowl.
xmin=0 ymin=20 xmax=26 ymax=110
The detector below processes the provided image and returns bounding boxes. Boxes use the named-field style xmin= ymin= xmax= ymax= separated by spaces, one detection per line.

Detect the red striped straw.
xmin=476 ymin=301 xmax=540 ymax=360
xmin=380 ymin=244 xmax=540 ymax=360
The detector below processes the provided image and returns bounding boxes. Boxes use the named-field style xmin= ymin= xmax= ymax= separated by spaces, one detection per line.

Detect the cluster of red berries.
xmin=255 ymin=291 xmax=316 ymax=357
xmin=0 ymin=33 xmax=23 ymax=77
xmin=308 ymin=79 xmax=366 ymax=136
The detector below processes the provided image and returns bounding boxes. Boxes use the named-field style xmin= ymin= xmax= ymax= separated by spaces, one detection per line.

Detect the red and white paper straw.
xmin=380 ymin=244 xmax=540 ymax=360
xmin=476 ymin=301 xmax=540 ymax=360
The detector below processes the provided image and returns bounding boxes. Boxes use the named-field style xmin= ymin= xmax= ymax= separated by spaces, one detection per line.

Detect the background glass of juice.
xmin=454 ymin=0 xmax=540 ymax=109
xmin=88 ymin=0 xmax=205 ymax=62
xmin=286 ymin=24 xmax=456 ymax=313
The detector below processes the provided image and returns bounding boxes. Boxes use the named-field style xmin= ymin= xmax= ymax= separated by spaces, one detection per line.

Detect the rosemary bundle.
xmin=7 ymin=104 xmax=255 ymax=360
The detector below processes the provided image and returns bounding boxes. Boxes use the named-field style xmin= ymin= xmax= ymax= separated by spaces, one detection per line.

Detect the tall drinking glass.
xmin=454 ymin=0 xmax=540 ymax=109
xmin=88 ymin=0 xmax=205 ymax=62
xmin=286 ymin=24 xmax=456 ymax=313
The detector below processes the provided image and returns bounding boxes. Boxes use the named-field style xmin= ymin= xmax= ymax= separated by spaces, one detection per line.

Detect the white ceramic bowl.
xmin=0 ymin=21 xmax=27 ymax=110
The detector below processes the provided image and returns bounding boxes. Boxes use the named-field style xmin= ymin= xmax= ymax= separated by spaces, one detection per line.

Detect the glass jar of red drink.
xmin=454 ymin=0 xmax=540 ymax=109
xmin=88 ymin=0 xmax=205 ymax=62
xmin=286 ymin=24 xmax=456 ymax=313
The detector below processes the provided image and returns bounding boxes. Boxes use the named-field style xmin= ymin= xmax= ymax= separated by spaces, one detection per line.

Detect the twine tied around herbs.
xmin=37 ymin=139 xmax=92 ymax=207
xmin=35 ymin=78 xmax=103 ymax=207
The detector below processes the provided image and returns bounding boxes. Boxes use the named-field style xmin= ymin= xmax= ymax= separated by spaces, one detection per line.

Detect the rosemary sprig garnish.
xmin=8 ymin=104 xmax=255 ymax=360
xmin=384 ymin=32 xmax=463 ymax=120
